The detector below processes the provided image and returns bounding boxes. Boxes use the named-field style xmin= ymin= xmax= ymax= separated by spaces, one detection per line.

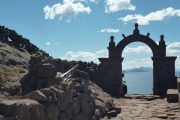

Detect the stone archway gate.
xmin=98 ymin=23 xmax=177 ymax=97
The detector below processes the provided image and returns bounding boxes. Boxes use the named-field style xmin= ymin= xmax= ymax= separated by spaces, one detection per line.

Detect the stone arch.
xmin=98 ymin=23 xmax=177 ymax=97
xmin=115 ymin=34 xmax=159 ymax=58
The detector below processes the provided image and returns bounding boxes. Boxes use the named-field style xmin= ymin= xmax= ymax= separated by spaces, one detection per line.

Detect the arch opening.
xmin=122 ymin=42 xmax=153 ymax=94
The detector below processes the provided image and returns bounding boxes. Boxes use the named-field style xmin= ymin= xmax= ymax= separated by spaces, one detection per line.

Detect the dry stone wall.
xmin=0 ymin=52 xmax=96 ymax=120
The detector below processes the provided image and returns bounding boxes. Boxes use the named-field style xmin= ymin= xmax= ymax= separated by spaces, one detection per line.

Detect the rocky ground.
xmin=102 ymin=94 xmax=180 ymax=120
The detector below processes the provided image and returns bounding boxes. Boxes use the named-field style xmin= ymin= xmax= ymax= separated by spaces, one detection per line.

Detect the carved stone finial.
xmin=147 ymin=33 xmax=150 ymax=37
xmin=135 ymin=23 xmax=139 ymax=29
xmin=110 ymin=36 xmax=114 ymax=42
xmin=108 ymin=36 xmax=115 ymax=50
xmin=159 ymin=35 xmax=166 ymax=46
xmin=122 ymin=34 xmax=126 ymax=38
xmin=160 ymin=35 xmax=164 ymax=41
xmin=133 ymin=23 xmax=140 ymax=34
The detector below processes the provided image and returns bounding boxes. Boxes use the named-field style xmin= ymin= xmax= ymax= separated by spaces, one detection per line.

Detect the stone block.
xmin=45 ymin=103 xmax=59 ymax=120
xmin=177 ymin=77 xmax=180 ymax=93
xmin=0 ymin=99 xmax=45 ymax=120
xmin=167 ymin=89 xmax=179 ymax=103
xmin=25 ymin=90 xmax=47 ymax=102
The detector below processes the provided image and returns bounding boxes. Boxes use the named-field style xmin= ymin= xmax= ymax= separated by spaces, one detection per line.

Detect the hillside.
xmin=0 ymin=25 xmax=39 ymax=98
xmin=0 ymin=41 xmax=31 ymax=98
xmin=0 ymin=26 xmax=120 ymax=120
xmin=123 ymin=67 xmax=152 ymax=73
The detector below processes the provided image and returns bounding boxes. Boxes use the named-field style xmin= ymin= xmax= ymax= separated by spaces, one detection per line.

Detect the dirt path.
xmin=102 ymin=95 xmax=180 ymax=120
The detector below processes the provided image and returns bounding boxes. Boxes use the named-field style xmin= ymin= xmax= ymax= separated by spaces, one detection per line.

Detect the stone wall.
xmin=0 ymin=52 xmax=95 ymax=120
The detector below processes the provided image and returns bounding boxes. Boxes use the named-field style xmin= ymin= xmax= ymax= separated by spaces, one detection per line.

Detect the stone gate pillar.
xmin=98 ymin=57 xmax=124 ymax=97
xmin=152 ymin=57 xmax=177 ymax=96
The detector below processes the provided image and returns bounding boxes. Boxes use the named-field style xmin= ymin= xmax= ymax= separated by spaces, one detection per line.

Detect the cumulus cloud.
xmin=99 ymin=28 xmax=120 ymax=33
xmin=61 ymin=42 xmax=180 ymax=69
xmin=105 ymin=0 xmax=136 ymax=13
xmin=123 ymin=46 xmax=151 ymax=54
xmin=61 ymin=49 xmax=108 ymax=63
xmin=43 ymin=0 xmax=91 ymax=22
xmin=119 ymin=7 xmax=180 ymax=25
xmin=167 ymin=42 xmax=180 ymax=55
xmin=90 ymin=0 xmax=99 ymax=3
xmin=122 ymin=58 xmax=152 ymax=69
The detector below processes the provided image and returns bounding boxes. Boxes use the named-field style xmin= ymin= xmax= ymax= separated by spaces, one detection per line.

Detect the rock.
xmin=39 ymin=88 xmax=51 ymax=96
xmin=48 ymin=91 xmax=57 ymax=103
xmin=39 ymin=88 xmax=57 ymax=103
xmin=74 ymin=82 xmax=83 ymax=93
xmin=156 ymin=114 xmax=168 ymax=119
xmin=73 ymin=112 xmax=88 ymax=120
xmin=25 ymin=90 xmax=47 ymax=102
xmin=73 ymin=98 xmax=81 ymax=115
xmin=94 ymin=109 xmax=104 ymax=119
xmin=0 ymin=99 xmax=17 ymax=116
xmin=0 ymin=99 xmax=45 ymax=120
xmin=45 ymin=103 xmax=59 ymax=120
xmin=0 ymin=115 xmax=3 ymax=120
xmin=167 ymin=89 xmax=179 ymax=103
xmin=36 ymin=63 xmax=57 ymax=78
xmin=65 ymin=103 xmax=73 ymax=120
xmin=73 ymin=70 xmax=89 ymax=80
xmin=177 ymin=78 xmax=180 ymax=93
xmin=60 ymin=112 xmax=68 ymax=120
xmin=50 ymin=86 xmax=61 ymax=94
xmin=107 ymin=110 xmax=118 ymax=118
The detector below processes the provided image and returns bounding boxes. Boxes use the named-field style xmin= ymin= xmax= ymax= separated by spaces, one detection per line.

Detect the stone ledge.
xmin=177 ymin=77 xmax=180 ymax=93
xmin=167 ymin=89 xmax=179 ymax=103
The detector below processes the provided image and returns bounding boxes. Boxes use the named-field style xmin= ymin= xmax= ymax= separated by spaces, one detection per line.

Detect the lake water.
xmin=124 ymin=71 xmax=180 ymax=94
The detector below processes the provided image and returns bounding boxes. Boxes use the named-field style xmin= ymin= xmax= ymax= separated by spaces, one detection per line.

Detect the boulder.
xmin=0 ymin=99 xmax=45 ymax=120
xmin=167 ymin=89 xmax=179 ymax=103
xmin=45 ymin=103 xmax=59 ymax=120
xmin=25 ymin=90 xmax=47 ymax=102
xmin=107 ymin=110 xmax=118 ymax=118
xmin=36 ymin=63 xmax=57 ymax=78
xmin=177 ymin=78 xmax=180 ymax=93
xmin=0 ymin=115 xmax=3 ymax=120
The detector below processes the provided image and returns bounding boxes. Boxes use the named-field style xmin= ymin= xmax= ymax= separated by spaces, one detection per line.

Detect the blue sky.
xmin=0 ymin=0 xmax=180 ymax=69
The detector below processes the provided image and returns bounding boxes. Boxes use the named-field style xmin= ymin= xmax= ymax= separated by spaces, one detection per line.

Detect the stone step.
xmin=177 ymin=77 xmax=180 ymax=93
xmin=167 ymin=89 xmax=179 ymax=103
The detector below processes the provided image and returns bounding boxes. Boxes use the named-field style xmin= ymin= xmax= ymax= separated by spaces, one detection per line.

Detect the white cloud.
xmin=45 ymin=42 xmax=51 ymax=45
xmin=123 ymin=46 xmax=151 ymax=54
xmin=119 ymin=7 xmax=180 ymax=25
xmin=61 ymin=49 xmax=108 ymax=63
xmin=90 ymin=0 xmax=99 ymax=3
xmin=99 ymin=28 xmax=120 ymax=33
xmin=123 ymin=58 xmax=152 ymax=69
xmin=43 ymin=0 xmax=91 ymax=22
xmin=167 ymin=42 xmax=180 ymax=55
xmin=61 ymin=42 xmax=180 ymax=69
xmin=105 ymin=0 xmax=136 ymax=13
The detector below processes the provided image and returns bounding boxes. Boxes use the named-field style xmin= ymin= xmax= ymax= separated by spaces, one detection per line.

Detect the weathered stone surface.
xmin=107 ymin=110 xmax=118 ymax=118
xmin=0 ymin=100 xmax=17 ymax=116
xmin=45 ymin=103 xmax=59 ymax=120
xmin=25 ymin=90 xmax=47 ymax=102
xmin=0 ymin=99 xmax=45 ymax=120
xmin=72 ymin=98 xmax=81 ymax=115
xmin=102 ymin=95 xmax=180 ymax=120
xmin=0 ymin=115 xmax=3 ymax=120
xmin=177 ymin=77 xmax=180 ymax=93
xmin=167 ymin=89 xmax=179 ymax=103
